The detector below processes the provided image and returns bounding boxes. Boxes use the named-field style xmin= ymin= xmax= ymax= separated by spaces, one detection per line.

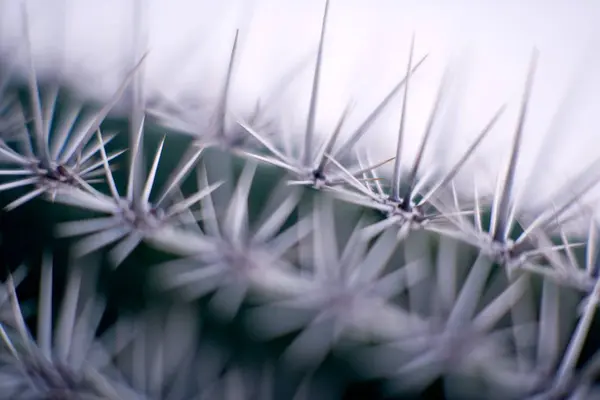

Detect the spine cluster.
xmin=0 ymin=1 xmax=599 ymax=399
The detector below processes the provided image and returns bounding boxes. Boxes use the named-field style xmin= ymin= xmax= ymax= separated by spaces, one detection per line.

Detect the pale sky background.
xmin=2 ymin=0 xmax=600 ymax=228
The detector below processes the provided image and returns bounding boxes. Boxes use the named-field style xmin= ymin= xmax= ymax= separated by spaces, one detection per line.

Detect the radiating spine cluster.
xmin=0 ymin=0 xmax=600 ymax=399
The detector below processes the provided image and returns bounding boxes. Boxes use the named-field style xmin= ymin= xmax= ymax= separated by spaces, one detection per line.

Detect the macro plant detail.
xmin=0 ymin=0 xmax=599 ymax=399
xmin=0 ymin=257 xmax=141 ymax=399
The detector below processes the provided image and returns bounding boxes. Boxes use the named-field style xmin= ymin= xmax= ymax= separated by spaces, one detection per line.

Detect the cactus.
xmin=1 ymin=1 xmax=600 ymax=399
